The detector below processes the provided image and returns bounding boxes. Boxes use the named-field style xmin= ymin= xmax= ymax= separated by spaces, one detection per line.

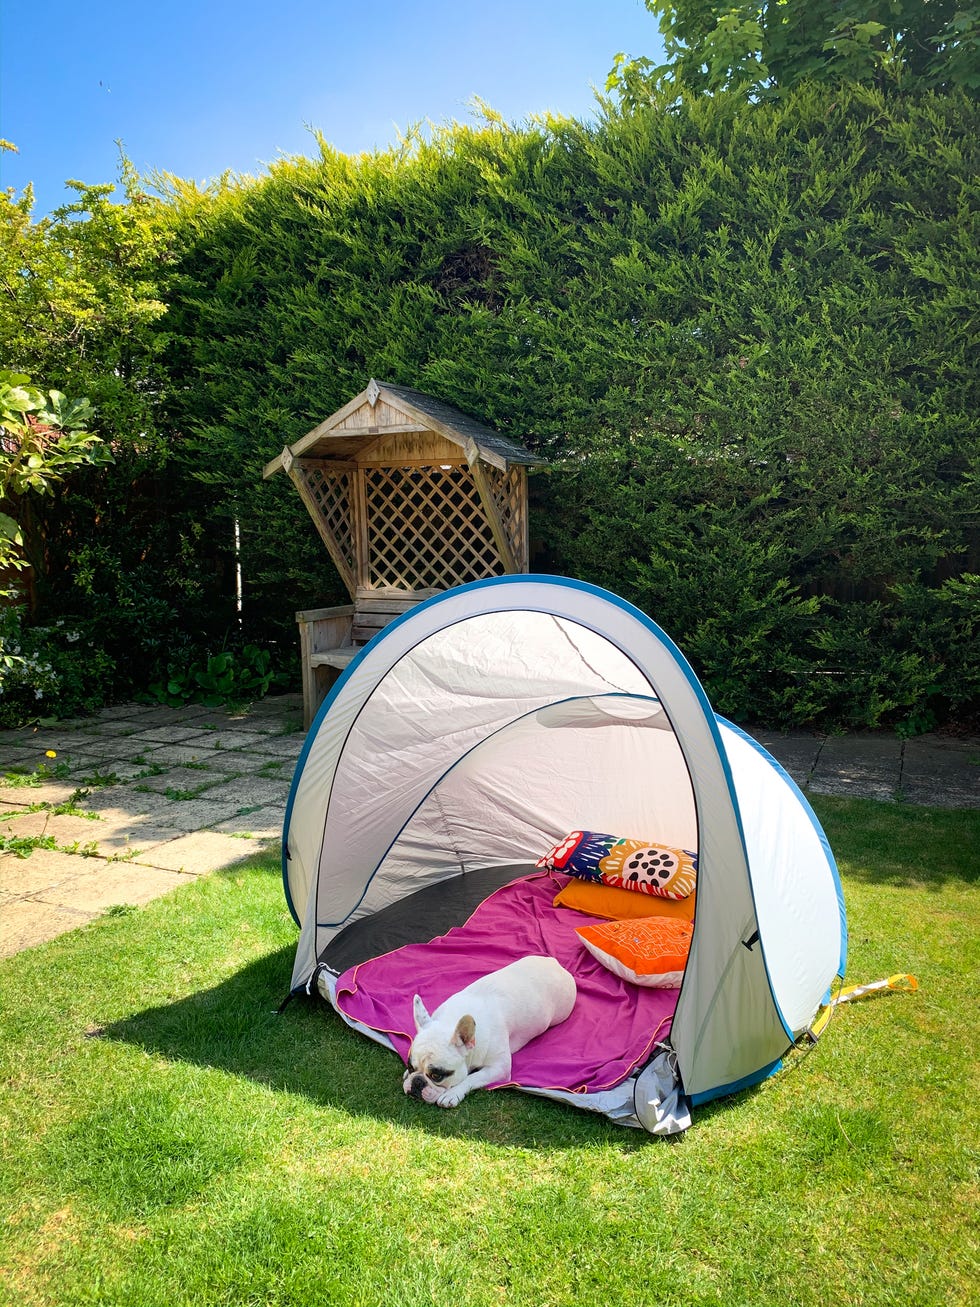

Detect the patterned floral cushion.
xmin=536 ymin=830 xmax=697 ymax=900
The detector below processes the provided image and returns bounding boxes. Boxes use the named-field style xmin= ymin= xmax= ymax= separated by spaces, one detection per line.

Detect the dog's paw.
xmin=435 ymin=1086 xmax=466 ymax=1108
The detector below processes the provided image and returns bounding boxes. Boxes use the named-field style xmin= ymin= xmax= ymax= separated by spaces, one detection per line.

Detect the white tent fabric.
xmin=282 ymin=575 xmax=846 ymax=1110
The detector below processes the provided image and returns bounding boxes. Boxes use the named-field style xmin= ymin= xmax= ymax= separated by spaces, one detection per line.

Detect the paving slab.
xmin=125 ymin=725 xmax=221 ymax=745
xmin=72 ymin=735 xmax=178 ymax=761
xmin=131 ymin=829 xmax=266 ymax=874
xmin=83 ymin=826 xmax=180 ymax=860
xmin=3 ymin=732 xmax=76 ymax=755
xmin=117 ymin=705 xmax=205 ymax=727
xmin=133 ymin=766 xmax=233 ymax=796
xmin=808 ymin=733 xmax=903 ymax=801
xmin=749 ymin=732 xmax=825 ymax=788
xmin=0 ymin=808 xmax=172 ymax=856
xmin=231 ymin=716 xmax=300 ymax=736
xmin=189 ymin=750 xmax=279 ymax=776
xmin=138 ymin=743 xmax=224 ymax=767
xmin=900 ymin=734 xmax=980 ymax=808
xmin=0 ymin=725 xmax=48 ymax=747
xmin=82 ymin=702 xmax=158 ymax=722
xmin=34 ymin=862 xmax=189 ymax=913
xmin=77 ymin=718 xmax=148 ymax=738
xmin=0 ymin=809 xmax=76 ymax=841
xmin=211 ymin=804 xmax=286 ymax=839
xmin=75 ymin=761 xmax=166 ymax=784
xmin=0 ymin=745 xmax=66 ymax=773
xmin=0 ymin=897 xmax=95 ymax=958
xmin=42 ymin=753 xmax=106 ymax=778
xmin=182 ymin=712 xmax=256 ymax=731
xmin=249 ymin=736 xmax=305 ymax=760
xmin=0 ymin=848 xmax=93 ymax=898
xmin=148 ymin=795 xmax=256 ymax=832
xmin=0 ymin=779 xmax=79 ymax=807
xmin=73 ymin=786 xmax=180 ymax=822
xmin=184 ymin=730 xmax=273 ymax=753
xmin=903 ymin=732 xmax=980 ymax=761
xmin=193 ymin=775 xmax=291 ymax=809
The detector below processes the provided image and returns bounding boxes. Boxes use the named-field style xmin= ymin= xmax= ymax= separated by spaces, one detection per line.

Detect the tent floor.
xmin=319 ymin=863 xmax=535 ymax=975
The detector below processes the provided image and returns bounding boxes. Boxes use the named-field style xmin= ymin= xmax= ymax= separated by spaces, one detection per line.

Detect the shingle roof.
xmin=263 ymin=378 xmax=546 ymax=478
xmin=379 ymin=382 xmax=545 ymax=469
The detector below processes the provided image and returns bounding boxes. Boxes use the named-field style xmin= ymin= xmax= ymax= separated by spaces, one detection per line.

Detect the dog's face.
xmin=402 ymin=996 xmax=475 ymax=1103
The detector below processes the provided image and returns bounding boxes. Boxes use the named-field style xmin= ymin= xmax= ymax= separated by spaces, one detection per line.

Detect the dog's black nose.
xmin=408 ymin=1075 xmax=428 ymax=1100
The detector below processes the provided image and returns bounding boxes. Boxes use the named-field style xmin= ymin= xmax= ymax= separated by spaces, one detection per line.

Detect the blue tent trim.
xmin=688 ymin=1056 xmax=784 ymax=1107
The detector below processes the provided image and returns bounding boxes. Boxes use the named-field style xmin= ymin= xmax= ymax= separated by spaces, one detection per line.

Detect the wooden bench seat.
xmin=296 ymin=589 xmax=438 ymax=727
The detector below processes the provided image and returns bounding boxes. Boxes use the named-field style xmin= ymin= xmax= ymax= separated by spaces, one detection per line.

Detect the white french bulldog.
xmin=403 ymin=955 xmax=577 ymax=1108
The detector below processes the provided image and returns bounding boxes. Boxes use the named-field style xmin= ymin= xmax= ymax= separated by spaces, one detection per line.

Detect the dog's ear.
xmin=452 ymin=1014 xmax=476 ymax=1050
xmin=413 ymin=994 xmax=431 ymax=1031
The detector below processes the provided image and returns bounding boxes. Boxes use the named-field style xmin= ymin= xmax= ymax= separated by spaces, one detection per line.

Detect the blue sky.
xmin=1 ymin=1 xmax=663 ymax=217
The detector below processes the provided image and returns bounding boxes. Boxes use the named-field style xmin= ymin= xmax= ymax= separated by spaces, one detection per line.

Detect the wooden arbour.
xmin=263 ymin=378 xmax=544 ymax=725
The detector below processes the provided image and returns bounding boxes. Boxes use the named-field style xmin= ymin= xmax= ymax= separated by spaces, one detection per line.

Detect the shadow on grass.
xmin=103 ymin=944 xmax=659 ymax=1152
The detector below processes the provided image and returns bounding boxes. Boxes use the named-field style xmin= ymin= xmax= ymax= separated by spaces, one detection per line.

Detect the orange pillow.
xmin=576 ymin=917 xmax=694 ymax=988
xmin=553 ymin=877 xmax=696 ymax=923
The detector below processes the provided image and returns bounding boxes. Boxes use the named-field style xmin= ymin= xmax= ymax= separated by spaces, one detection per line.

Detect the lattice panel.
xmin=365 ymin=465 xmax=505 ymax=590
xmin=484 ymin=465 xmax=528 ymax=571
xmin=302 ymin=465 xmax=356 ymax=575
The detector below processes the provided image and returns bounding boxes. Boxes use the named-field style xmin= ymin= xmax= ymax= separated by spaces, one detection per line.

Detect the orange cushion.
xmin=553 ymin=877 xmax=696 ymax=923
xmin=576 ymin=917 xmax=694 ymax=988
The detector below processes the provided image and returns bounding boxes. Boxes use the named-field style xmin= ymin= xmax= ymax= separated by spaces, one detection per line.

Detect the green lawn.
xmin=1 ymin=796 xmax=977 ymax=1307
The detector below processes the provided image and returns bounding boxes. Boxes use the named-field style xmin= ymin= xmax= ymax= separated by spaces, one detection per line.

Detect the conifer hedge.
xmin=159 ymin=85 xmax=979 ymax=728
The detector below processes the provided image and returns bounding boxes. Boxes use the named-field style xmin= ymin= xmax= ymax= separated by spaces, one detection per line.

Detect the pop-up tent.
xmin=282 ymin=575 xmax=846 ymax=1124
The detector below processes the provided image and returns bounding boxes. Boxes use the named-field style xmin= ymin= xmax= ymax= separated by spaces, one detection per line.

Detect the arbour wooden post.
xmin=263 ymin=379 xmax=546 ymax=726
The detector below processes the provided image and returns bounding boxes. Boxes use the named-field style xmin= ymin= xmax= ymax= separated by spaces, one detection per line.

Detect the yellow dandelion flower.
xmin=45 ymin=750 xmax=57 ymax=758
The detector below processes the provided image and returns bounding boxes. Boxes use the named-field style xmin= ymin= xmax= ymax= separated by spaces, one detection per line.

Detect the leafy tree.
xmin=0 ymin=372 xmax=115 ymax=725
xmin=0 ymin=148 xmax=174 ymax=379
xmin=0 ymin=371 xmax=108 ymax=586
xmin=0 ymin=152 xmax=238 ymax=690
xmin=608 ymin=0 xmax=980 ymax=102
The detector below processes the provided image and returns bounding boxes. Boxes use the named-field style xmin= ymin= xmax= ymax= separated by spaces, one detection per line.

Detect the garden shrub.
xmin=0 ymin=607 xmax=115 ymax=727
xmin=145 ymin=642 xmax=291 ymax=709
xmin=164 ymin=84 xmax=977 ymax=729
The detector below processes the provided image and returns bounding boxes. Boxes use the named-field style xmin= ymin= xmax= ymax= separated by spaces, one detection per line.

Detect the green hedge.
xmin=10 ymin=85 xmax=976 ymax=729
xmin=163 ymin=84 xmax=977 ymax=729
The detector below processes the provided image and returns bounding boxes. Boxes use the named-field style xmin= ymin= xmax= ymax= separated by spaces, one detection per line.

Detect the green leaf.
xmin=852 ymin=21 xmax=887 ymax=42
xmin=2 ymin=386 xmax=41 ymax=413
xmin=0 ymin=513 xmax=23 ymax=546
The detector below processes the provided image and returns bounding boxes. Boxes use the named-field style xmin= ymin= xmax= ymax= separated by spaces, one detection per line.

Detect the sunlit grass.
xmin=0 ymin=796 xmax=977 ymax=1306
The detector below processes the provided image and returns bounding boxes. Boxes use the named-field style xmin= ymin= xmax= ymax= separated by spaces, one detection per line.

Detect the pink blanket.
xmin=334 ymin=872 xmax=677 ymax=1094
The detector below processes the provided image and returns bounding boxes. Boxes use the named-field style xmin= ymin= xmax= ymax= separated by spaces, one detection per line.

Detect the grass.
xmin=0 ymin=796 xmax=977 ymax=1307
